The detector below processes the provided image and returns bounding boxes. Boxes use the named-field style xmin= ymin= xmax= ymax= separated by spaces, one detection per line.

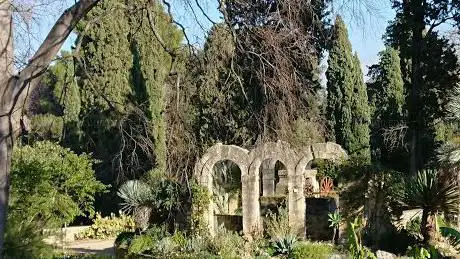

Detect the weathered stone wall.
xmin=194 ymin=141 xmax=347 ymax=237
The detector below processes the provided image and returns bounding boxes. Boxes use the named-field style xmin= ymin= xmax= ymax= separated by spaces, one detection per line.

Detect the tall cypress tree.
xmin=76 ymin=0 xmax=134 ymax=183
xmin=128 ymin=1 xmax=182 ymax=174
xmin=367 ymin=47 xmax=405 ymax=167
xmin=326 ymin=16 xmax=355 ymax=155
xmin=351 ymin=53 xmax=371 ymax=159
xmin=76 ymin=0 xmax=181 ymax=180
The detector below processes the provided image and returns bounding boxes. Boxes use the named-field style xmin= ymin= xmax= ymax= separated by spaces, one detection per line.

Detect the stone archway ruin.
xmin=194 ymin=141 xmax=348 ymax=236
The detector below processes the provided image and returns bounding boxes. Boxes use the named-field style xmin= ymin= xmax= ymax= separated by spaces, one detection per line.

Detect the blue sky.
xmin=19 ymin=0 xmax=395 ymax=76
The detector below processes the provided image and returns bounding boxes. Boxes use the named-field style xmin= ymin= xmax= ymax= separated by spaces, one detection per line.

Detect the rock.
xmin=376 ymin=250 xmax=397 ymax=259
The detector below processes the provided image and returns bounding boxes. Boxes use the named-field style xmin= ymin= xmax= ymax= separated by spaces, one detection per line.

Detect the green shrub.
xmin=30 ymin=114 xmax=64 ymax=141
xmin=128 ymin=234 xmax=155 ymax=254
xmin=289 ymin=241 xmax=334 ymax=259
xmin=208 ymin=226 xmax=245 ymax=258
xmin=264 ymin=207 xmax=292 ymax=240
xmin=75 ymin=212 xmax=136 ymax=240
xmin=11 ymin=141 xmax=107 ymax=229
xmin=115 ymin=231 xmax=136 ymax=249
xmin=407 ymin=246 xmax=431 ymax=259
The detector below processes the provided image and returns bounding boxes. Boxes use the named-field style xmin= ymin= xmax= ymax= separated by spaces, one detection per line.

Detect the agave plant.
xmin=271 ymin=235 xmax=297 ymax=256
xmin=118 ymin=180 xmax=153 ymax=230
xmin=399 ymin=169 xmax=460 ymax=244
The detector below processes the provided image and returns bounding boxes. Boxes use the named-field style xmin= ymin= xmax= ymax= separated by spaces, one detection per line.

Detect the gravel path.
xmin=64 ymin=239 xmax=116 ymax=256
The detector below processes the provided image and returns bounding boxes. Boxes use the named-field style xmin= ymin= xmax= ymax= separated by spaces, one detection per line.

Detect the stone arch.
xmin=248 ymin=141 xmax=301 ymax=234
xmin=295 ymin=142 xmax=348 ymax=183
xmin=194 ymin=143 xmax=250 ymax=235
xmin=294 ymin=142 xmax=348 ymax=236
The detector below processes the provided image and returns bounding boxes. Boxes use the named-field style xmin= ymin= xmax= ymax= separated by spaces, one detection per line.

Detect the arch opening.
xmin=212 ymin=160 xmax=243 ymax=232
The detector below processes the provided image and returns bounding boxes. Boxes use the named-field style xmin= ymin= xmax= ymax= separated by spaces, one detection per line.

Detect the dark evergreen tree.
xmin=193 ymin=24 xmax=251 ymax=152
xmin=127 ymin=1 xmax=182 ymax=174
xmin=385 ymin=0 xmax=460 ymax=172
xmin=351 ymin=53 xmax=371 ymax=160
xmin=367 ymin=47 xmax=406 ymax=168
xmin=28 ymin=52 xmax=81 ymax=146
xmin=327 ymin=16 xmax=370 ymax=158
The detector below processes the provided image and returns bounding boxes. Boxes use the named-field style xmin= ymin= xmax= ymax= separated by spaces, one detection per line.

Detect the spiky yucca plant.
xmin=400 ymin=169 xmax=460 ymax=244
xmin=118 ymin=180 xmax=153 ymax=230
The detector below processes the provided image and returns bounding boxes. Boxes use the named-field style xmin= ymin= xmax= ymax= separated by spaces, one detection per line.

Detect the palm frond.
xmin=400 ymin=169 xmax=459 ymax=215
xmin=117 ymin=180 xmax=153 ymax=213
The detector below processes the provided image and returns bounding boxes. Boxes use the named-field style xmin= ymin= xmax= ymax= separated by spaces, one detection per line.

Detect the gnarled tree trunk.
xmin=0 ymin=0 xmax=100 ymax=252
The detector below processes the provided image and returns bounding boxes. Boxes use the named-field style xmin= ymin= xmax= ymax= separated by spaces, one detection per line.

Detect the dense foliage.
xmin=326 ymin=16 xmax=371 ymax=159
xmin=10 ymin=141 xmax=106 ymax=229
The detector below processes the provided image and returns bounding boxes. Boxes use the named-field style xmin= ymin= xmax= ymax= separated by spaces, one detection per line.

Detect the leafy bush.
xmin=114 ymin=231 xmax=136 ymax=249
xmin=290 ymin=241 xmax=334 ymax=259
xmin=128 ymin=234 xmax=155 ymax=254
xmin=10 ymin=141 xmax=107 ymax=229
xmin=30 ymin=114 xmax=64 ymax=141
xmin=264 ymin=207 xmax=292 ymax=240
xmin=407 ymin=246 xmax=431 ymax=259
xmin=75 ymin=212 xmax=136 ymax=240
xmin=208 ymin=225 xmax=245 ymax=258
xmin=271 ymin=235 xmax=297 ymax=256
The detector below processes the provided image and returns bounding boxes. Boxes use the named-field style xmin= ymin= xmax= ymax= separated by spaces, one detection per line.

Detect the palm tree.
xmin=399 ymin=169 xmax=460 ymax=244
xmin=118 ymin=180 xmax=153 ymax=231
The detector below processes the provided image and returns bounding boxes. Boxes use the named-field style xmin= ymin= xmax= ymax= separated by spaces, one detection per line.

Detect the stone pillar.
xmin=288 ymin=169 xmax=305 ymax=237
xmin=262 ymin=168 xmax=275 ymax=196
xmin=275 ymin=170 xmax=288 ymax=195
xmin=242 ymin=174 xmax=261 ymax=235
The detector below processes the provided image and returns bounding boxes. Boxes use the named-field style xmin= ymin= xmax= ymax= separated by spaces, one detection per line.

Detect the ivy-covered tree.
xmin=367 ymin=47 xmax=406 ymax=168
xmin=326 ymin=16 xmax=370 ymax=159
